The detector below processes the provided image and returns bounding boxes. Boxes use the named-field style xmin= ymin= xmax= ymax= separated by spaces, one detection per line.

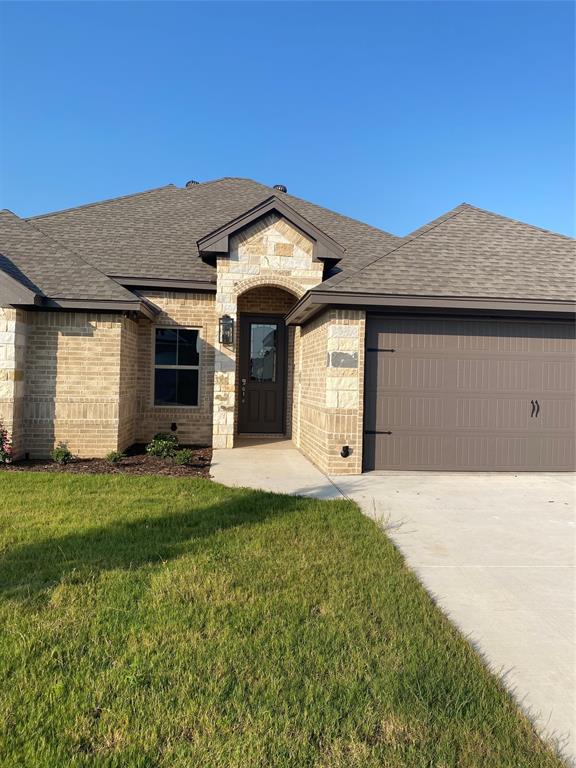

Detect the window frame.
xmin=152 ymin=325 xmax=202 ymax=409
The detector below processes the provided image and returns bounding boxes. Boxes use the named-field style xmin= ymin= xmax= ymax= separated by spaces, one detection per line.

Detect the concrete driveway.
xmin=331 ymin=471 xmax=576 ymax=761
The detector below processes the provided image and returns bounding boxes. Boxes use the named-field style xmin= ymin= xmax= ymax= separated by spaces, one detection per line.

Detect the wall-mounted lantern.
xmin=219 ymin=314 xmax=235 ymax=346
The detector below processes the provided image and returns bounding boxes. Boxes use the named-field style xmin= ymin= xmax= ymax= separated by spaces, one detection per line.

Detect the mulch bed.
xmin=0 ymin=446 xmax=212 ymax=478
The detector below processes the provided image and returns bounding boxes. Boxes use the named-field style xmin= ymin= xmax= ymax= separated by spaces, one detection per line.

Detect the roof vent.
xmin=273 ymin=184 xmax=287 ymax=193
xmin=185 ymin=179 xmax=200 ymax=188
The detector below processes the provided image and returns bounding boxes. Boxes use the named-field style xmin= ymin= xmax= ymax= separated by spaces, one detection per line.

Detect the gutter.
xmin=286 ymin=290 xmax=576 ymax=325
xmin=40 ymin=298 xmax=159 ymax=320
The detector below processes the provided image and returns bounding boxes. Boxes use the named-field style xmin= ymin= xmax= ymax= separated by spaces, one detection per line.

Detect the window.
xmin=154 ymin=328 xmax=200 ymax=406
xmin=249 ymin=323 xmax=278 ymax=382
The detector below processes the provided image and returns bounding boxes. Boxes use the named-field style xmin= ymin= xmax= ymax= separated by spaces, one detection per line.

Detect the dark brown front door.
xmin=238 ymin=315 xmax=286 ymax=434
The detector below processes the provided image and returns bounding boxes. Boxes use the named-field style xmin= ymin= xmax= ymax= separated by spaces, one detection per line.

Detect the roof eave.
xmin=0 ymin=269 xmax=39 ymax=307
xmin=286 ymin=290 xmax=576 ymax=325
xmin=111 ymin=276 xmax=217 ymax=292
xmin=40 ymin=297 xmax=158 ymax=319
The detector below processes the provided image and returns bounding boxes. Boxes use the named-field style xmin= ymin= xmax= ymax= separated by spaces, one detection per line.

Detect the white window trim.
xmin=152 ymin=325 xmax=202 ymax=409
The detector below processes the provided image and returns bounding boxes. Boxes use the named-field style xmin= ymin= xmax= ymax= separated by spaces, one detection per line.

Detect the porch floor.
xmin=211 ymin=439 xmax=343 ymax=499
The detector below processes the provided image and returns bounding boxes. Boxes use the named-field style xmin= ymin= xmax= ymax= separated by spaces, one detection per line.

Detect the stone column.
xmin=212 ymin=283 xmax=237 ymax=449
xmin=0 ymin=307 xmax=27 ymax=459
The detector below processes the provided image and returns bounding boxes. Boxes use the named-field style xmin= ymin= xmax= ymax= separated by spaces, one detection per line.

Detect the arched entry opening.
xmin=235 ymin=285 xmax=299 ymax=441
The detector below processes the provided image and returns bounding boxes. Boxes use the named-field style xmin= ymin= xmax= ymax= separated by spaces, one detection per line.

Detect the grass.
xmin=0 ymin=473 xmax=564 ymax=768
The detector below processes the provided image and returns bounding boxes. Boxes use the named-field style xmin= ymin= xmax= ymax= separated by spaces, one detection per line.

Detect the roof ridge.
xmin=22 ymin=215 xmax=134 ymax=299
xmin=460 ymin=203 xmax=575 ymax=241
xmin=324 ymin=204 xmax=471 ymax=290
xmin=28 ymin=184 xmax=177 ymax=220
xmin=186 ymin=177 xmax=399 ymax=239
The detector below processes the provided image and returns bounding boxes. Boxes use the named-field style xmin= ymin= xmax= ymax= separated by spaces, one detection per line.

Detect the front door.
xmin=238 ymin=315 xmax=286 ymax=434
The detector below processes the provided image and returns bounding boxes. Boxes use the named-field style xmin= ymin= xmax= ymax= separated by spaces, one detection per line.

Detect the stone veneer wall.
xmin=212 ymin=213 xmax=323 ymax=448
xmin=0 ymin=307 xmax=27 ymax=459
xmin=294 ymin=309 xmax=366 ymax=475
xmin=134 ymin=291 xmax=216 ymax=446
xmin=24 ymin=312 xmax=126 ymax=457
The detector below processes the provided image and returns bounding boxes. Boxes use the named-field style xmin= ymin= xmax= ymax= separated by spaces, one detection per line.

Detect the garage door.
xmin=364 ymin=316 xmax=576 ymax=471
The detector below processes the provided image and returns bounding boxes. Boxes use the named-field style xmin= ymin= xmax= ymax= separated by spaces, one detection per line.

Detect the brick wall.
xmin=118 ymin=316 xmax=139 ymax=450
xmin=294 ymin=309 xmax=366 ymax=474
xmin=134 ymin=291 xmax=216 ymax=446
xmin=0 ymin=307 xmax=27 ymax=459
xmin=24 ymin=312 xmax=125 ymax=457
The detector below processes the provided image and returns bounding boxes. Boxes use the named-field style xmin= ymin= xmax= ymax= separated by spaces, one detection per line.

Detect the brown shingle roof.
xmin=0 ymin=210 xmax=138 ymax=304
xmin=320 ymin=203 xmax=576 ymax=302
xmin=29 ymin=178 xmax=400 ymax=283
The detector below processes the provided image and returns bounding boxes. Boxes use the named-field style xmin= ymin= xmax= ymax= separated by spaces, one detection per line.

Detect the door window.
xmin=250 ymin=323 xmax=277 ymax=382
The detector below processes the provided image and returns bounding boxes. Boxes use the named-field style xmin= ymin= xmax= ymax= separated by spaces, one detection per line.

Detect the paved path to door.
xmin=211 ymin=439 xmax=342 ymax=499
xmin=331 ymin=471 xmax=576 ymax=762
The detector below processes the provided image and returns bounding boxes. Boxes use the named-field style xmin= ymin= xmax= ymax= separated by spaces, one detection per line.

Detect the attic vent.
xmin=186 ymin=180 xmax=200 ymax=187
xmin=273 ymin=184 xmax=287 ymax=193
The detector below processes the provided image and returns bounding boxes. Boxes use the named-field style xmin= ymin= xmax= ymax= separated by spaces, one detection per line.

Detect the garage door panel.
xmin=364 ymin=317 xmax=576 ymax=471
xmin=531 ymin=398 xmax=576 ymax=431
xmin=538 ymin=360 xmax=575 ymax=392
xmin=366 ymin=395 xmax=447 ymax=430
xmin=455 ymin=397 xmax=534 ymax=430
xmin=366 ymin=433 xmax=452 ymax=470
xmin=456 ymin=359 xmax=532 ymax=392
xmin=454 ymin=437 xmax=531 ymax=469
xmin=368 ymin=354 xmax=448 ymax=390
xmin=530 ymin=437 xmax=575 ymax=469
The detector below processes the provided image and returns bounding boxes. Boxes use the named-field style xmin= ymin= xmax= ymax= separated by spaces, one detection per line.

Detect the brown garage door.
xmin=364 ymin=316 xmax=576 ymax=471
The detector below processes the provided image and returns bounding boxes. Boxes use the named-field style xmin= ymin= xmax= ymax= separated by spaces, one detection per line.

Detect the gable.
xmin=197 ymin=195 xmax=345 ymax=265
xmin=230 ymin=213 xmax=314 ymax=270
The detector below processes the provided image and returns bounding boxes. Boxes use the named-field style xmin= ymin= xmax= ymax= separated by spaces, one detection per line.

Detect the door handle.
xmin=535 ymin=399 xmax=540 ymax=417
xmin=241 ymin=378 xmax=246 ymax=403
xmin=530 ymin=400 xmax=536 ymax=418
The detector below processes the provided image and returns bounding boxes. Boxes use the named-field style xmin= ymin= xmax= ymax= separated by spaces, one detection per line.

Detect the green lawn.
xmin=0 ymin=473 xmax=563 ymax=768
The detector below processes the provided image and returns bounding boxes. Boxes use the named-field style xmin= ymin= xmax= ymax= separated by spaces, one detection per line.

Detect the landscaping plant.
xmin=0 ymin=421 xmax=12 ymax=463
xmin=145 ymin=432 xmax=179 ymax=458
xmin=50 ymin=443 xmax=73 ymax=465
xmin=105 ymin=450 xmax=126 ymax=465
xmin=173 ymin=448 xmax=195 ymax=466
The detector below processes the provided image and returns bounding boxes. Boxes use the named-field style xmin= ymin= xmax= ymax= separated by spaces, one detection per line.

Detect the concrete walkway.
xmin=332 ymin=471 xmax=576 ymax=762
xmin=211 ymin=439 xmax=342 ymax=499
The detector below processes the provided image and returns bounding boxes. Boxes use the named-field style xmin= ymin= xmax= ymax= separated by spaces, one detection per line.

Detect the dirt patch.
xmin=0 ymin=445 xmax=212 ymax=478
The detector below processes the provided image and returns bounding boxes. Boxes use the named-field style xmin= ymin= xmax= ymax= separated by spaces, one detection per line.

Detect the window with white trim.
xmin=154 ymin=328 xmax=200 ymax=406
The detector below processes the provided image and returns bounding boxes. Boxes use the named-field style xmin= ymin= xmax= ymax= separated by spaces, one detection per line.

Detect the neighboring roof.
xmin=28 ymin=178 xmax=400 ymax=283
xmin=0 ymin=210 xmax=141 ymax=308
xmin=319 ymin=203 xmax=576 ymax=303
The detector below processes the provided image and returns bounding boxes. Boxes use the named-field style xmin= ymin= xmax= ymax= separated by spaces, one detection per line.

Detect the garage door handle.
xmin=535 ymin=399 xmax=540 ymax=417
xmin=530 ymin=400 xmax=536 ymax=417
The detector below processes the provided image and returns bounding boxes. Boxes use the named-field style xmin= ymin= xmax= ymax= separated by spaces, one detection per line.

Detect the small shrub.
xmin=146 ymin=433 xmax=178 ymax=458
xmin=105 ymin=450 xmax=126 ymax=465
xmin=51 ymin=443 xmax=73 ymax=465
xmin=173 ymin=448 xmax=195 ymax=466
xmin=0 ymin=421 xmax=12 ymax=463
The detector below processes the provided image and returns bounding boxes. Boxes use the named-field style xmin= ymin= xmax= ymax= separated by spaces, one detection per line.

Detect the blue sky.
xmin=0 ymin=1 xmax=573 ymax=236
